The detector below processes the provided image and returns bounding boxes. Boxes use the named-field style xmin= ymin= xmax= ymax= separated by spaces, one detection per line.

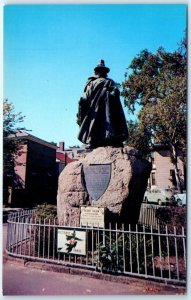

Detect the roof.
xmin=9 ymin=130 xmax=58 ymax=150
xmin=56 ymin=152 xmax=74 ymax=163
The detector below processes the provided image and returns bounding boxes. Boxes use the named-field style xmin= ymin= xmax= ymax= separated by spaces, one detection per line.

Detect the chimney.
xmin=59 ymin=141 xmax=65 ymax=151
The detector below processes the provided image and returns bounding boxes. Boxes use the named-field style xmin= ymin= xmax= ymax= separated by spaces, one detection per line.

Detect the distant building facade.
xmin=56 ymin=142 xmax=74 ymax=175
xmin=148 ymin=145 xmax=186 ymax=190
xmin=5 ymin=131 xmax=58 ymax=207
xmin=56 ymin=142 xmax=91 ymax=175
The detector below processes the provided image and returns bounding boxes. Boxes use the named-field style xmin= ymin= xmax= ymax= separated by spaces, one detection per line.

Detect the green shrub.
xmin=96 ymin=228 xmax=153 ymax=274
xmin=33 ymin=203 xmax=57 ymax=221
xmin=155 ymin=206 xmax=186 ymax=227
xmin=155 ymin=207 xmax=172 ymax=224
xmin=155 ymin=206 xmax=186 ymax=258
xmin=96 ymin=243 xmax=121 ymax=273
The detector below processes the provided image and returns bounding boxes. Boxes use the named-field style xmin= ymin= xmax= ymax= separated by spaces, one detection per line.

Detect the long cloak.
xmin=77 ymin=76 xmax=128 ymax=147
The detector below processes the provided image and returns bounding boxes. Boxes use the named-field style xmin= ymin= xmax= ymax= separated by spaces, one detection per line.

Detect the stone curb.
xmin=3 ymin=252 xmax=186 ymax=294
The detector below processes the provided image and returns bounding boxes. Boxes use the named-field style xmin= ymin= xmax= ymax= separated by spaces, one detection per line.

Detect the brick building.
xmin=149 ymin=145 xmax=186 ymax=191
xmin=56 ymin=142 xmax=74 ymax=175
xmin=5 ymin=131 xmax=58 ymax=207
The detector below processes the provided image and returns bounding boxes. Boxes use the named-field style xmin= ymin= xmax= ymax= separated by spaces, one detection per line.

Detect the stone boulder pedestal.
xmin=57 ymin=146 xmax=152 ymax=226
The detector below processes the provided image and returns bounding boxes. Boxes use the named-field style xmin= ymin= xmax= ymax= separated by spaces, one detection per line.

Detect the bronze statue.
xmin=77 ymin=60 xmax=128 ymax=148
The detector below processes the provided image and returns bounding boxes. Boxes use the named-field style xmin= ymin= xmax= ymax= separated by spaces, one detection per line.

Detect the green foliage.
xmin=155 ymin=206 xmax=186 ymax=228
xmin=33 ymin=203 xmax=57 ymax=221
xmin=121 ymin=36 xmax=187 ymax=191
xmin=3 ymin=99 xmax=26 ymax=171
xmin=3 ymin=99 xmax=25 ymax=135
xmin=126 ymin=120 xmax=151 ymax=156
xmin=31 ymin=204 xmax=57 ymax=259
xmin=155 ymin=206 xmax=186 ymax=258
xmin=3 ymin=99 xmax=27 ymax=205
xmin=96 ymin=229 xmax=153 ymax=274
xmin=155 ymin=207 xmax=172 ymax=224
xmin=96 ymin=243 xmax=121 ymax=273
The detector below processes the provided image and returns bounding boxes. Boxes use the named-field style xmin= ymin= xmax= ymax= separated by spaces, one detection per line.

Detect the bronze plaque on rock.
xmin=82 ymin=164 xmax=111 ymax=201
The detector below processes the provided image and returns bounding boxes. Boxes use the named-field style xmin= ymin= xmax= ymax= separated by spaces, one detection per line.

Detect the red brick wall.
xmin=12 ymin=140 xmax=57 ymax=206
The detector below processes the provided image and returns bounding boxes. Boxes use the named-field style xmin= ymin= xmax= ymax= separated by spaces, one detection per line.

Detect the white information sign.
xmin=80 ymin=206 xmax=105 ymax=228
xmin=57 ymin=229 xmax=86 ymax=256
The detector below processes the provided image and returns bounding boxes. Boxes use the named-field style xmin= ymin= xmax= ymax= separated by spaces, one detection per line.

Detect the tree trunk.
xmin=170 ymin=144 xmax=182 ymax=193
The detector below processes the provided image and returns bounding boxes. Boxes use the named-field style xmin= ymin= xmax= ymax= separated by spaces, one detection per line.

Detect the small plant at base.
xmin=33 ymin=203 xmax=57 ymax=221
xmin=96 ymin=243 xmax=122 ymax=273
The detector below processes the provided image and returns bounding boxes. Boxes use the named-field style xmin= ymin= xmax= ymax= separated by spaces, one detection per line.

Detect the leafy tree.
xmin=3 ymin=99 xmax=26 ymax=204
xmin=121 ymin=37 xmax=187 ymax=192
xmin=125 ymin=120 xmax=151 ymax=156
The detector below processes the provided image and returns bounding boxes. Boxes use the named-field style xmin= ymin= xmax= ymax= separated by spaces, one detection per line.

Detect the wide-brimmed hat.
xmin=94 ymin=60 xmax=110 ymax=73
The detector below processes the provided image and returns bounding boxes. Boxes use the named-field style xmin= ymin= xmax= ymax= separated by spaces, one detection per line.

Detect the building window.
xmin=151 ymin=172 xmax=156 ymax=186
xmin=170 ymin=169 xmax=176 ymax=186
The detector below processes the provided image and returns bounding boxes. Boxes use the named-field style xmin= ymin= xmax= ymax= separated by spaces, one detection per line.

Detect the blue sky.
xmin=4 ymin=4 xmax=187 ymax=148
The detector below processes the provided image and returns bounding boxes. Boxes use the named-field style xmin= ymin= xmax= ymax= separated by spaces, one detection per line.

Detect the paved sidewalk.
xmin=3 ymin=259 xmax=186 ymax=296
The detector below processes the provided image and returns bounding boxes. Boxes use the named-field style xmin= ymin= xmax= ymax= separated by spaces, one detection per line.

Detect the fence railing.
xmin=139 ymin=203 xmax=160 ymax=228
xmin=6 ymin=209 xmax=186 ymax=285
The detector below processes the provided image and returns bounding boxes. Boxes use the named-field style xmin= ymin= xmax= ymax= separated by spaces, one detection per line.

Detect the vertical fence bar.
xmin=58 ymin=227 xmax=61 ymax=263
xmin=143 ymin=225 xmax=147 ymax=276
xmin=42 ymin=219 xmax=46 ymax=259
xmin=151 ymin=206 xmax=153 ymax=227
xmin=109 ymin=223 xmax=112 ymax=252
xmin=24 ymin=219 xmax=27 ymax=256
xmin=6 ymin=221 xmax=10 ymax=252
xmin=28 ymin=217 xmax=32 ymax=257
xmin=10 ymin=221 xmax=14 ymax=252
xmin=103 ymin=224 xmax=105 ymax=247
xmin=158 ymin=225 xmax=163 ymax=278
xmin=10 ymin=220 xmax=14 ymax=253
xmin=136 ymin=224 xmax=140 ymax=274
xmin=182 ymin=227 xmax=186 ymax=269
xmin=33 ymin=218 xmax=36 ymax=258
xmin=10 ymin=221 xmax=15 ymax=253
xmin=9 ymin=221 xmax=13 ymax=252
xmin=150 ymin=225 xmax=155 ymax=277
xmin=92 ymin=227 xmax=94 ymax=266
xmin=151 ymin=206 xmax=154 ymax=227
xmin=15 ymin=218 xmax=19 ymax=254
xmin=174 ymin=226 xmax=180 ymax=280
xmin=122 ymin=224 xmax=125 ymax=273
xmin=129 ymin=224 xmax=133 ymax=273
xmin=86 ymin=226 xmax=88 ymax=266
xmin=19 ymin=217 xmax=23 ymax=252
xmin=53 ymin=218 xmax=56 ymax=260
xmin=11 ymin=221 xmax=15 ymax=252
xmin=48 ymin=219 xmax=51 ymax=260
xmin=38 ymin=219 xmax=41 ymax=258
xmin=166 ymin=225 xmax=171 ymax=280
xmin=18 ymin=217 xmax=22 ymax=254
xmin=115 ymin=223 xmax=118 ymax=269
xmin=148 ymin=206 xmax=151 ymax=227
xmin=6 ymin=221 xmax=9 ymax=251
xmin=97 ymin=226 xmax=100 ymax=266
xmin=17 ymin=219 xmax=20 ymax=255
xmin=58 ymin=220 xmax=63 ymax=262
xmin=74 ymin=220 xmax=77 ymax=265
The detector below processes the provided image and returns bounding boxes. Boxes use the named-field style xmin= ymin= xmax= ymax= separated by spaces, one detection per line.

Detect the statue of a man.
xmin=77 ymin=60 xmax=128 ymax=148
